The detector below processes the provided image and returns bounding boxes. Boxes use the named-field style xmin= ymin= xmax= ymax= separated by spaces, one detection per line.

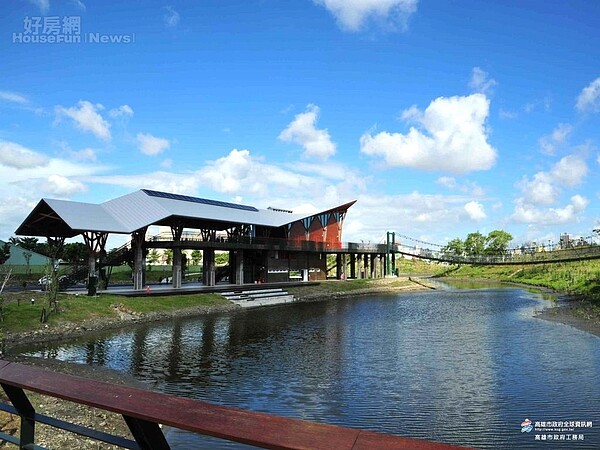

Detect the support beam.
xmin=204 ymin=249 xmax=215 ymax=286
xmin=350 ymin=254 xmax=356 ymax=279
xmin=370 ymin=254 xmax=376 ymax=278
xmin=132 ymin=227 xmax=148 ymax=291
xmin=170 ymin=224 xmax=184 ymax=289
xmin=235 ymin=249 xmax=244 ymax=285
xmin=82 ymin=232 xmax=108 ymax=295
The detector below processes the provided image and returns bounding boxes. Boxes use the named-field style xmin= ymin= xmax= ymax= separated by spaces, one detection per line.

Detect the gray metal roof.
xmin=16 ymin=189 xmax=353 ymax=238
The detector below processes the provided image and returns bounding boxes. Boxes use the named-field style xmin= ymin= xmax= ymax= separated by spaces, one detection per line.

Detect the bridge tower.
xmin=386 ymin=231 xmax=396 ymax=276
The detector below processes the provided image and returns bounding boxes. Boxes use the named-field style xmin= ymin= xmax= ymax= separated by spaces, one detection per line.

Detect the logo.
xmin=521 ymin=418 xmax=533 ymax=433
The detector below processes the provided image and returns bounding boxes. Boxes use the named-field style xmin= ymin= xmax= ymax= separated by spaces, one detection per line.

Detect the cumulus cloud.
xmin=136 ymin=133 xmax=171 ymax=156
xmin=45 ymin=174 xmax=87 ymax=196
xmin=512 ymin=195 xmax=588 ymax=225
xmin=0 ymin=91 xmax=28 ymax=104
xmin=55 ymin=100 xmax=111 ymax=140
xmin=164 ymin=6 xmax=180 ymax=27
xmin=512 ymin=155 xmax=589 ymax=225
xmin=576 ymin=77 xmax=600 ymax=112
xmin=360 ymin=93 xmax=497 ymax=174
xmin=551 ymin=154 xmax=588 ymax=187
xmin=469 ymin=67 xmax=497 ymax=95
xmin=278 ymin=104 xmax=336 ymax=160
xmin=0 ymin=141 xmax=49 ymax=169
xmin=109 ymin=104 xmax=134 ymax=118
xmin=464 ymin=201 xmax=487 ymax=221
xmin=539 ymin=123 xmax=572 ymax=155
xmin=313 ymin=0 xmax=418 ymax=31
xmin=517 ymin=154 xmax=588 ymax=206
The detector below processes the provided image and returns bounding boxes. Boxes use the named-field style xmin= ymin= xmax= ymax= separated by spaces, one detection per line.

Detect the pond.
xmin=20 ymin=285 xmax=600 ymax=449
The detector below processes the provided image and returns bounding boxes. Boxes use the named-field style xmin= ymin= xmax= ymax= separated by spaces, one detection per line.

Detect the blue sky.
xmin=1 ymin=0 xmax=600 ymax=249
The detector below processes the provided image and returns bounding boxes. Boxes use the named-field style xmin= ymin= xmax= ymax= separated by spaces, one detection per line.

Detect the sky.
xmin=1 ymin=0 xmax=600 ymax=250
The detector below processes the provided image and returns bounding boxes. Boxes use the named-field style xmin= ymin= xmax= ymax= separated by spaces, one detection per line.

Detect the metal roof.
xmin=15 ymin=190 xmax=356 ymax=238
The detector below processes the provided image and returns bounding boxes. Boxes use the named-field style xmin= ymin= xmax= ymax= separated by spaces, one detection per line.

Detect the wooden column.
xmin=82 ymin=232 xmax=108 ymax=295
xmin=171 ymin=224 xmax=184 ymax=289
xmin=132 ymin=227 xmax=148 ymax=291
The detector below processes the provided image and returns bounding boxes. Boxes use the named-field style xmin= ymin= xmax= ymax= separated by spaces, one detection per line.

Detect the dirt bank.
xmin=534 ymin=297 xmax=600 ymax=338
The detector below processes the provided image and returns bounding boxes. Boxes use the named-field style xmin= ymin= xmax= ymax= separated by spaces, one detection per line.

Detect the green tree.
xmin=215 ymin=252 xmax=229 ymax=265
xmin=147 ymin=249 xmax=161 ymax=265
xmin=62 ymin=242 xmax=88 ymax=264
xmin=442 ymin=238 xmax=465 ymax=257
xmin=163 ymin=249 xmax=173 ymax=265
xmin=485 ymin=230 xmax=513 ymax=255
xmin=464 ymin=232 xmax=486 ymax=256
xmin=191 ymin=250 xmax=202 ymax=266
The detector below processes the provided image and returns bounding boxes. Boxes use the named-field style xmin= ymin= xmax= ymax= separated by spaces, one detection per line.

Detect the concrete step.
xmin=231 ymin=295 xmax=296 ymax=308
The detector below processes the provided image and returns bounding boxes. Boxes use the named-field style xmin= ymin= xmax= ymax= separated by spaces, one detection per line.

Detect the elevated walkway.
xmin=220 ymin=287 xmax=296 ymax=308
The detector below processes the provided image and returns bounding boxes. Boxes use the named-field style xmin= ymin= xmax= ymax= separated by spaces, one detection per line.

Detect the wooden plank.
xmin=0 ymin=361 xmax=469 ymax=450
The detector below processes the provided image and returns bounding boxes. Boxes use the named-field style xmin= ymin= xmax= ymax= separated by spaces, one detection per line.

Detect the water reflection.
xmin=22 ymin=289 xmax=600 ymax=449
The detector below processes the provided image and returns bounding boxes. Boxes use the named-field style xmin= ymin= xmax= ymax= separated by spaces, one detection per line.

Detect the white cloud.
xmin=0 ymin=91 xmax=28 ymax=104
xmin=512 ymin=155 xmax=589 ymax=226
xmin=136 ymin=133 xmax=171 ymax=156
xmin=518 ymin=172 xmax=558 ymax=205
xmin=109 ymin=104 xmax=134 ymax=118
xmin=469 ymin=67 xmax=497 ymax=95
xmin=313 ymin=0 xmax=418 ymax=31
xmin=512 ymin=195 xmax=588 ymax=225
xmin=0 ymin=141 xmax=49 ymax=169
xmin=45 ymin=175 xmax=87 ymax=197
xmin=464 ymin=201 xmax=487 ymax=221
xmin=164 ymin=6 xmax=180 ymax=28
xmin=539 ymin=123 xmax=572 ymax=155
xmin=55 ymin=100 xmax=111 ymax=141
xmin=71 ymin=147 xmax=97 ymax=162
xmin=278 ymin=104 xmax=336 ymax=160
xmin=551 ymin=154 xmax=588 ymax=187
xmin=360 ymin=93 xmax=497 ymax=174
xmin=29 ymin=0 xmax=49 ymax=13
xmin=576 ymin=77 xmax=600 ymax=112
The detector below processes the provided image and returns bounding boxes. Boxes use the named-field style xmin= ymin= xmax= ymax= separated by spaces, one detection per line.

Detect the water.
xmin=19 ymin=286 xmax=600 ymax=449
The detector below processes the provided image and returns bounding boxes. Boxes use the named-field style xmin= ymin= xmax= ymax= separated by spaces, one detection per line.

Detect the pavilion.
xmin=16 ymin=189 xmax=391 ymax=293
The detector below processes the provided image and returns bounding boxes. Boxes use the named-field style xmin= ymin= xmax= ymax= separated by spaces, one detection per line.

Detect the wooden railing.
xmin=0 ymin=360 xmax=470 ymax=450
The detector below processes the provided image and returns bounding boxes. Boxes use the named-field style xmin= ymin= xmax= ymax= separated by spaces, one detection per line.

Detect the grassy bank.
xmin=0 ymin=290 xmax=228 ymax=336
xmin=434 ymin=259 xmax=600 ymax=303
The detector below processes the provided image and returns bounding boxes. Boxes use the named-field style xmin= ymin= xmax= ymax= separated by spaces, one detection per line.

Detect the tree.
xmin=163 ymin=249 xmax=173 ymax=265
xmin=62 ymin=242 xmax=88 ymax=265
xmin=147 ymin=249 xmax=161 ymax=265
xmin=464 ymin=232 xmax=486 ymax=256
xmin=485 ymin=230 xmax=513 ymax=255
xmin=190 ymin=250 xmax=202 ymax=266
xmin=442 ymin=238 xmax=465 ymax=257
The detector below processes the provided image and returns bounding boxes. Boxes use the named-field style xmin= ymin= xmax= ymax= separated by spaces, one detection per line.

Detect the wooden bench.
xmin=0 ymin=360 xmax=469 ymax=450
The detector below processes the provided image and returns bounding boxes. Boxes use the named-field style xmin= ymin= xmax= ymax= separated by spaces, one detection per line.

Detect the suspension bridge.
xmin=390 ymin=233 xmax=600 ymax=266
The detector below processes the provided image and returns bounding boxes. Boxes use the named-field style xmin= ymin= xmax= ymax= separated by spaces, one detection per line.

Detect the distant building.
xmin=0 ymin=240 xmax=51 ymax=267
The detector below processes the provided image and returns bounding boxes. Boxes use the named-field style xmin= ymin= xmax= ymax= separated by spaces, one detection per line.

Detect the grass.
xmin=0 ymin=291 xmax=228 ymax=335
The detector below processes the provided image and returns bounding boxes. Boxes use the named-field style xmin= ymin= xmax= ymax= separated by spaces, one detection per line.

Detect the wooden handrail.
xmin=0 ymin=360 xmax=470 ymax=450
